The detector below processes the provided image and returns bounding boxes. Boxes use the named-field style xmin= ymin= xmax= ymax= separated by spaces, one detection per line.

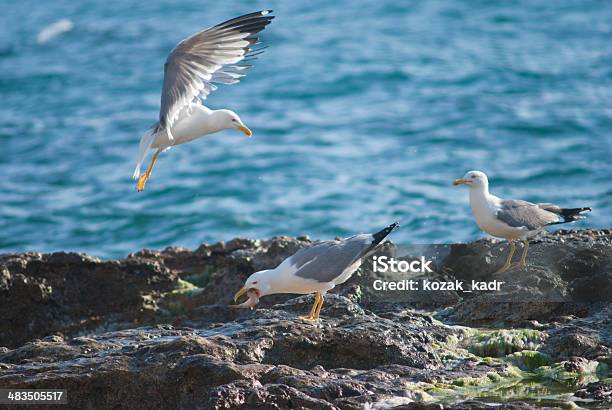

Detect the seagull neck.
xmin=468 ymin=183 xmax=493 ymax=205
xmin=207 ymin=110 xmax=229 ymax=133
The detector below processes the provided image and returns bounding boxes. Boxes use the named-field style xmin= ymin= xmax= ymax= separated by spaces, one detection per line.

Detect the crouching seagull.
xmin=453 ymin=170 xmax=591 ymax=273
xmin=232 ymin=223 xmax=400 ymax=320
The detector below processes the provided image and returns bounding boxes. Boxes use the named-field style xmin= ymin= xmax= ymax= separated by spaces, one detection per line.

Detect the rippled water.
xmin=1 ymin=1 xmax=610 ymax=258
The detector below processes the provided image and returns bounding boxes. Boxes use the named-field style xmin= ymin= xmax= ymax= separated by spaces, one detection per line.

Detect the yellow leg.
xmin=307 ymin=294 xmax=320 ymax=318
xmin=136 ymin=149 xmax=161 ymax=192
xmin=313 ymin=293 xmax=324 ymax=320
xmin=299 ymin=292 xmax=321 ymax=321
xmin=495 ymin=241 xmax=515 ymax=273
xmin=517 ymin=240 xmax=529 ymax=269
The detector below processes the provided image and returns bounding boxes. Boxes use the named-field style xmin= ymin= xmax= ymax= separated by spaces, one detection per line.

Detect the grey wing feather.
xmin=292 ymin=236 xmax=372 ymax=283
xmin=536 ymin=203 xmax=563 ymax=213
xmin=159 ymin=11 xmax=274 ymax=133
xmin=496 ymin=199 xmax=561 ymax=230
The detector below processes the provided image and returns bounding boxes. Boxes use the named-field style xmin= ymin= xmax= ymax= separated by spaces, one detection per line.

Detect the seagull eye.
xmin=252 ymin=281 xmax=258 ymax=285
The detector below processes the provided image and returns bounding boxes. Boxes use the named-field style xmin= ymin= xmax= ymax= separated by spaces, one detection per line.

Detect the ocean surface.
xmin=1 ymin=0 xmax=610 ymax=259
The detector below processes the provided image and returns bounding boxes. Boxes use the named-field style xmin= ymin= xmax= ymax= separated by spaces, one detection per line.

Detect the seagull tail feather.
xmin=556 ymin=207 xmax=592 ymax=223
xmin=371 ymin=222 xmax=400 ymax=246
xmin=543 ymin=205 xmax=592 ymax=225
xmin=133 ymin=126 xmax=158 ymax=179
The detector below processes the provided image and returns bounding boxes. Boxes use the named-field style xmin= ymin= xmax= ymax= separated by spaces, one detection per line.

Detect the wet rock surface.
xmin=0 ymin=230 xmax=610 ymax=408
xmin=0 ymin=302 xmax=461 ymax=409
xmin=574 ymin=381 xmax=612 ymax=403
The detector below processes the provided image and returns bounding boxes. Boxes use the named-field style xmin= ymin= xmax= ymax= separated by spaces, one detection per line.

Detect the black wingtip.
xmin=549 ymin=206 xmax=592 ymax=225
xmin=372 ymin=222 xmax=400 ymax=246
xmin=215 ymin=10 xmax=275 ymax=31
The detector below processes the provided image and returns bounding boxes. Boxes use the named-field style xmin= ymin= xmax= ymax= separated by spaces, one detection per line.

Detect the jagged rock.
xmin=0 ymin=298 xmax=455 ymax=409
xmin=541 ymin=306 xmax=611 ymax=365
xmin=0 ymin=252 xmax=178 ymax=349
xmin=0 ymin=230 xmax=610 ymax=408
xmin=438 ymin=231 xmax=611 ymax=327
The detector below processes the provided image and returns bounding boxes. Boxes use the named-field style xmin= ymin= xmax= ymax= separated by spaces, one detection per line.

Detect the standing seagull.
xmin=133 ymin=11 xmax=275 ymax=191
xmin=232 ymin=223 xmax=400 ymax=320
xmin=453 ymin=171 xmax=591 ymax=272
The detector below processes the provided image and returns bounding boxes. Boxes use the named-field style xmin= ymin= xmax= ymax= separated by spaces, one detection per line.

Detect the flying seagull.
xmin=453 ymin=170 xmax=591 ymax=272
xmin=133 ymin=10 xmax=275 ymax=191
xmin=232 ymin=223 xmax=400 ymax=320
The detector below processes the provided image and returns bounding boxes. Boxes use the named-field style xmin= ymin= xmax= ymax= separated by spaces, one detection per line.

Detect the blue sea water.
xmin=0 ymin=0 xmax=610 ymax=259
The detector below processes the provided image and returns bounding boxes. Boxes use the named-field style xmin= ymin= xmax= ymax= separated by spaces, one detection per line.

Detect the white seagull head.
xmin=453 ymin=170 xmax=489 ymax=189
xmin=212 ymin=109 xmax=253 ymax=137
xmin=233 ymin=269 xmax=274 ymax=306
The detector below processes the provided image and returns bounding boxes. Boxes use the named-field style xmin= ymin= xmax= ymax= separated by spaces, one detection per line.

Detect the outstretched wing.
xmin=159 ymin=10 xmax=274 ymax=134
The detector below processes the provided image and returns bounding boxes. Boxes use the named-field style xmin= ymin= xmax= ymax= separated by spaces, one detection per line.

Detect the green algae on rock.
xmin=535 ymin=359 xmax=608 ymax=385
xmin=467 ymin=329 xmax=546 ymax=358
xmin=507 ymin=350 xmax=553 ymax=371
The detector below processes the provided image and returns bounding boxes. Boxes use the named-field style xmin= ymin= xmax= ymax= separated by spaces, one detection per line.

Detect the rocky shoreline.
xmin=0 ymin=229 xmax=610 ymax=409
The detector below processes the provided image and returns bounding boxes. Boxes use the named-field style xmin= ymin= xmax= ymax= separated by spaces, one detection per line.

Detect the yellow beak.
xmin=234 ymin=286 xmax=248 ymax=302
xmin=453 ymin=178 xmax=466 ymax=186
xmin=238 ymin=125 xmax=252 ymax=137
